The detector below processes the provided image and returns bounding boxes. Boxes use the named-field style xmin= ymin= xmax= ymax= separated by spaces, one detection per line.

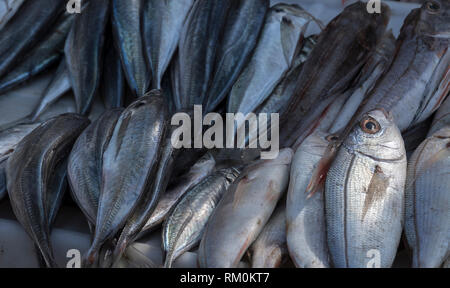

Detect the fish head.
xmin=417 ymin=0 xmax=450 ymax=39
xmin=345 ymin=109 xmax=405 ymax=161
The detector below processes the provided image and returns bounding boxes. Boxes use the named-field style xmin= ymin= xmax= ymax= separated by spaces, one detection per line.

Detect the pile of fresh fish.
xmin=0 ymin=0 xmax=448 ymax=268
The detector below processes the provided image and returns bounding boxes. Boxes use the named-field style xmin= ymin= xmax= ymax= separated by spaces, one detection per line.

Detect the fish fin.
xmin=305 ymin=143 xmax=337 ymax=198
xmin=122 ymin=246 xmax=157 ymax=268
xmin=362 ymin=165 xmax=389 ymax=220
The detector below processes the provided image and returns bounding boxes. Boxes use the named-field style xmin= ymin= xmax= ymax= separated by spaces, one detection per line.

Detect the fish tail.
xmin=163 ymin=250 xmax=175 ymax=268
xmin=84 ymin=242 xmax=102 ymax=268
xmin=34 ymin=242 xmax=58 ymax=268
xmin=111 ymin=235 xmax=129 ymax=267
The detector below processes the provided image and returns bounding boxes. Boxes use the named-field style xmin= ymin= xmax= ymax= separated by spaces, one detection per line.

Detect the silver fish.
xmin=428 ymin=95 xmax=450 ymax=136
xmin=144 ymin=0 xmax=194 ymax=90
xmin=0 ymin=10 xmax=73 ymax=94
xmin=279 ymin=1 xmax=390 ymax=147
xmin=163 ymin=167 xmax=240 ymax=268
xmin=101 ymin=33 xmax=125 ymax=109
xmin=325 ymin=109 xmax=406 ymax=268
xmin=174 ymin=0 xmax=234 ymax=111
xmin=85 ymin=95 xmax=167 ymax=266
xmin=286 ymin=130 xmax=331 ymax=268
xmin=112 ymin=0 xmax=151 ymax=97
xmin=350 ymin=1 xmax=450 ymax=133
xmin=227 ymin=4 xmax=315 ymax=120
xmin=68 ymin=108 xmax=123 ymax=226
xmin=6 ymin=113 xmax=90 ymax=267
xmin=250 ymin=205 xmax=288 ymax=268
xmin=198 ymin=148 xmax=293 ymax=268
xmin=136 ymin=152 xmax=216 ymax=239
xmin=204 ymin=0 xmax=269 ymax=112
xmin=405 ymin=127 xmax=450 ymax=268
xmin=0 ymin=0 xmax=65 ymax=77
xmin=65 ymin=0 xmax=109 ymax=115
xmin=0 ymin=154 xmax=7 ymax=200
xmin=0 ymin=0 xmax=25 ymax=31
xmin=0 ymin=122 xmax=39 ymax=158
xmin=30 ymin=60 xmax=71 ymax=122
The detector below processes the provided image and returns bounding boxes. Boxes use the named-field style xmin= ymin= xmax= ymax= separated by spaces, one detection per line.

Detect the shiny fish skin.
xmin=279 ymin=2 xmax=390 ymax=147
xmin=30 ymin=60 xmax=71 ymax=122
xmin=65 ymin=0 xmax=109 ymax=115
xmin=0 ymin=11 xmax=73 ymax=94
xmin=112 ymin=0 xmax=150 ymax=97
xmin=144 ymin=0 xmax=194 ymax=90
xmin=174 ymin=0 xmax=233 ymax=111
xmin=0 ymin=122 xmax=39 ymax=158
xmin=0 ymin=0 xmax=25 ymax=31
xmin=251 ymin=206 xmax=288 ymax=268
xmin=85 ymin=95 xmax=167 ymax=266
xmin=163 ymin=167 xmax=240 ymax=268
xmin=286 ymin=131 xmax=330 ymax=268
xmin=227 ymin=4 xmax=314 ymax=118
xmin=350 ymin=1 xmax=450 ymax=133
xmin=325 ymin=109 xmax=406 ymax=268
xmin=256 ymin=35 xmax=317 ymax=116
xmin=204 ymin=0 xmax=269 ymax=112
xmin=198 ymin=148 xmax=293 ymax=268
xmin=329 ymin=31 xmax=397 ymax=134
xmin=137 ymin=152 xmax=216 ymax=239
xmin=428 ymin=96 xmax=450 ymax=136
xmin=0 ymin=0 xmax=65 ymax=78
xmin=68 ymin=109 xmax=123 ymax=226
xmin=6 ymin=114 xmax=90 ymax=268
xmin=0 ymin=155 xmax=7 ymax=201
xmin=101 ymin=33 xmax=125 ymax=109
xmin=405 ymin=127 xmax=450 ymax=268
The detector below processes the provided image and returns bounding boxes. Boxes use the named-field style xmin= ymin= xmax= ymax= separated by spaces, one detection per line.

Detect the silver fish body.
xmin=279 ymin=1 xmax=390 ymax=147
xmin=405 ymin=127 xmax=450 ymax=268
xmin=0 ymin=0 xmax=65 ymax=77
xmin=68 ymin=108 xmax=123 ymax=226
xmin=112 ymin=0 xmax=150 ymax=97
xmin=428 ymin=96 xmax=450 ymax=136
xmin=198 ymin=148 xmax=293 ymax=268
xmin=0 ymin=0 xmax=25 ymax=31
xmin=101 ymin=33 xmax=125 ymax=109
xmin=0 ymin=11 xmax=73 ymax=94
xmin=163 ymin=167 xmax=240 ymax=268
xmin=227 ymin=4 xmax=314 ymax=119
xmin=30 ymin=60 xmax=71 ymax=122
xmin=351 ymin=1 xmax=450 ymax=133
xmin=6 ymin=113 xmax=90 ymax=267
xmin=251 ymin=206 xmax=288 ymax=268
xmin=325 ymin=109 xmax=407 ymax=268
xmin=0 ymin=154 xmax=7 ymax=200
xmin=144 ymin=0 xmax=194 ymax=90
xmin=0 ymin=122 xmax=39 ymax=158
xmin=204 ymin=0 xmax=269 ymax=112
xmin=85 ymin=95 xmax=167 ymax=266
xmin=137 ymin=152 xmax=216 ymax=239
xmin=65 ymin=0 xmax=109 ymax=115
xmin=286 ymin=131 xmax=331 ymax=268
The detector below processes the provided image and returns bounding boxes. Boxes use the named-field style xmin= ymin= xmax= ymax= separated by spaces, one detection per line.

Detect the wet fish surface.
xmin=279 ymin=1 xmax=390 ymax=147
xmin=0 ymin=155 xmax=7 ymax=200
xmin=0 ymin=0 xmax=65 ymax=77
xmin=137 ymin=152 xmax=216 ymax=239
xmin=227 ymin=4 xmax=315 ymax=119
xmin=405 ymin=127 xmax=450 ymax=268
xmin=198 ymin=148 xmax=293 ymax=268
xmin=204 ymin=0 xmax=269 ymax=112
xmin=112 ymin=0 xmax=150 ymax=97
xmin=286 ymin=131 xmax=331 ymax=268
xmin=325 ymin=109 xmax=406 ymax=268
xmin=101 ymin=32 xmax=125 ymax=109
xmin=0 ymin=0 xmax=25 ymax=31
xmin=250 ymin=205 xmax=288 ymax=268
xmin=6 ymin=113 xmax=90 ymax=267
xmin=428 ymin=95 xmax=450 ymax=136
xmin=163 ymin=167 xmax=240 ymax=268
xmin=0 ymin=11 xmax=73 ymax=94
xmin=68 ymin=109 xmax=123 ymax=226
xmin=85 ymin=95 xmax=167 ymax=266
xmin=144 ymin=0 xmax=194 ymax=90
xmin=65 ymin=0 xmax=109 ymax=115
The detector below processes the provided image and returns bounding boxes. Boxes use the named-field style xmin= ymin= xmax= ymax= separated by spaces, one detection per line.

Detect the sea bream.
xmin=325 ymin=109 xmax=406 ymax=268
xmin=405 ymin=126 xmax=450 ymax=268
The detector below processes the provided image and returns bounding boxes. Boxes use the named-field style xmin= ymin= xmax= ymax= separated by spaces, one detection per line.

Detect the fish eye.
xmin=326 ymin=134 xmax=339 ymax=142
xmin=426 ymin=1 xmax=440 ymax=13
xmin=360 ymin=117 xmax=381 ymax=134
